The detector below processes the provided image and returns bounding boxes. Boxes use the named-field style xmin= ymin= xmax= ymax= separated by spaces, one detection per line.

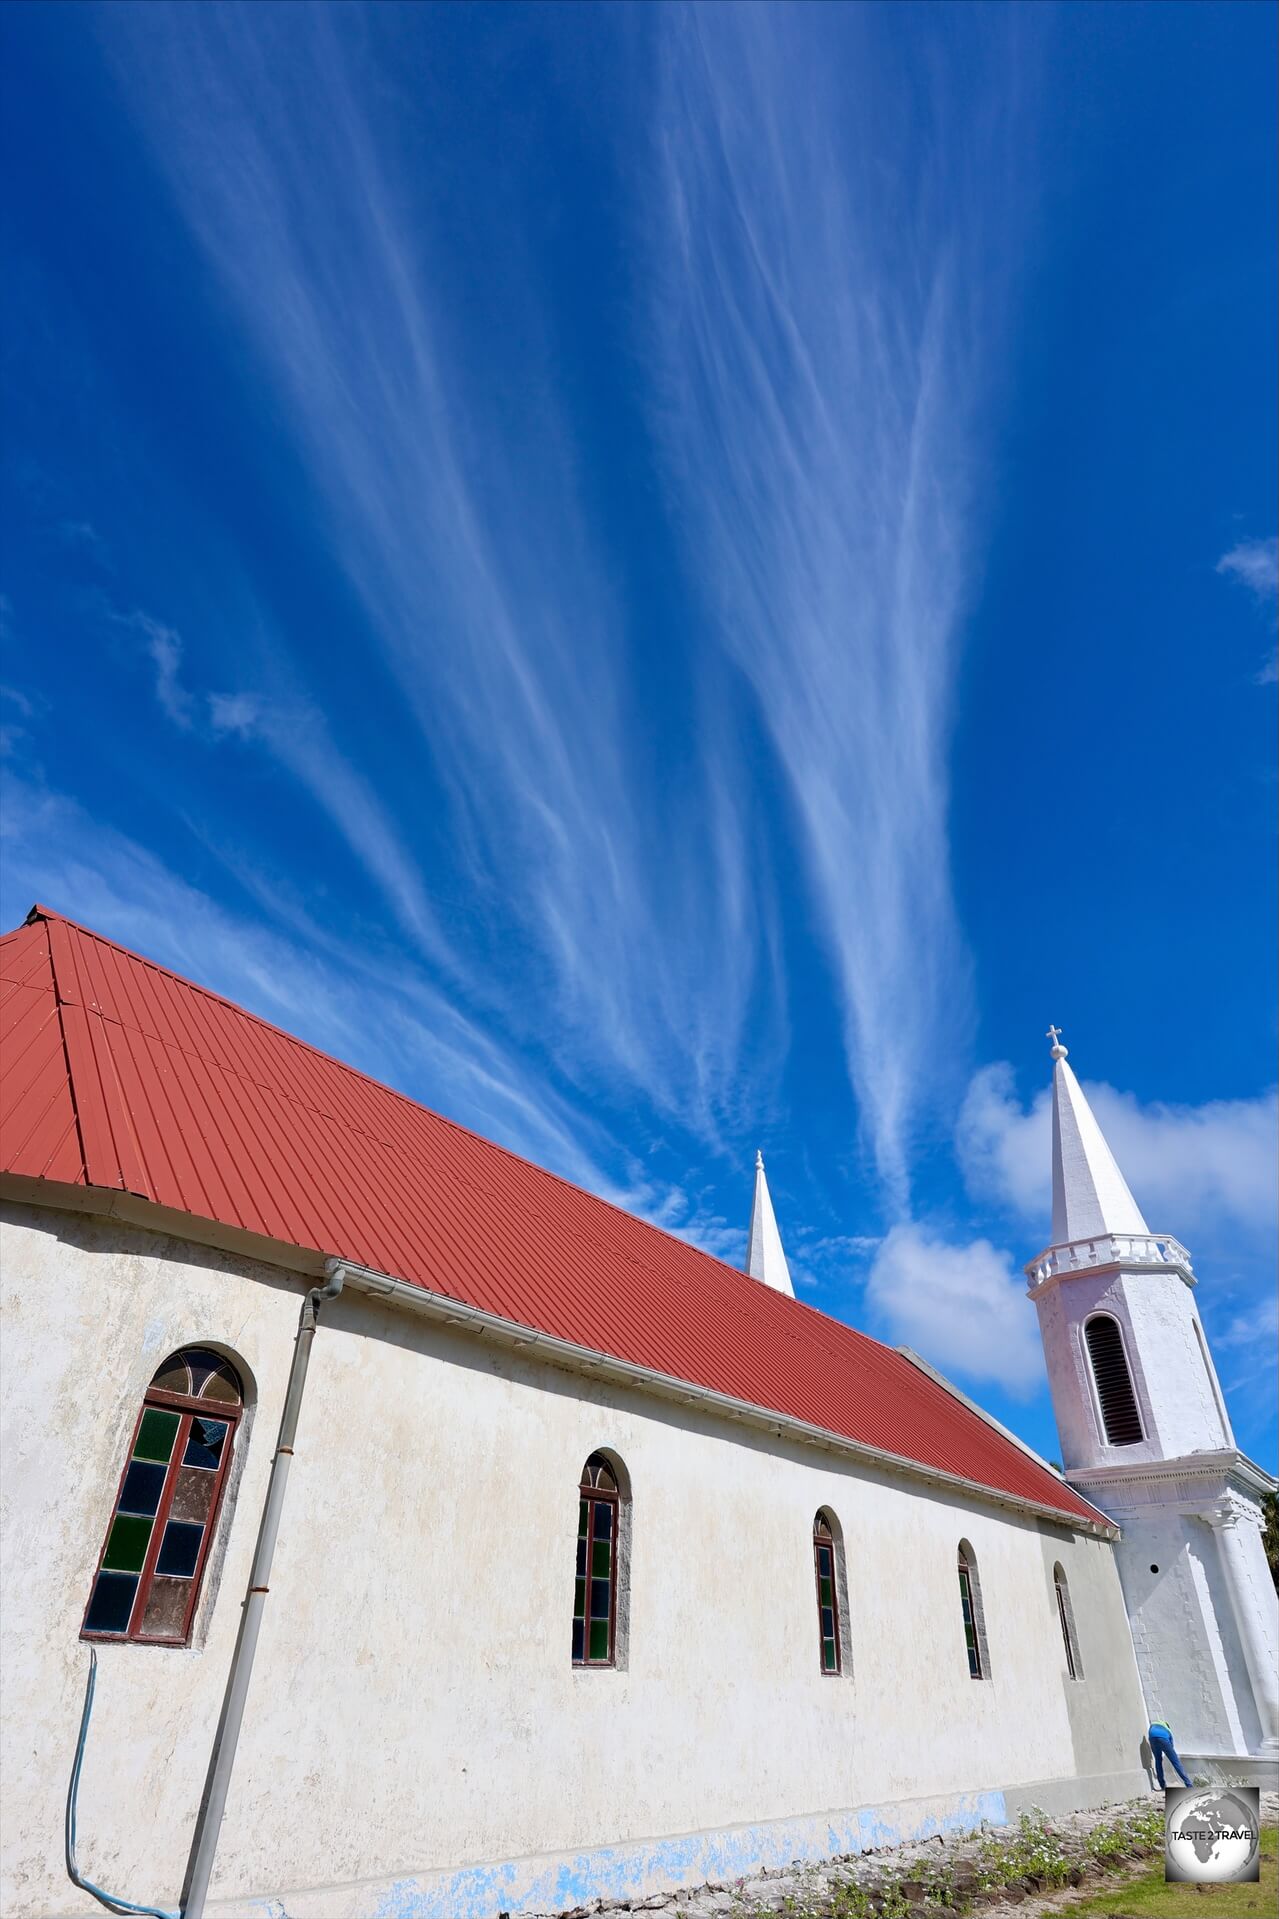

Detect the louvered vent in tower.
xmin=1084 ymin=1315 xmax=1144 ymax=1446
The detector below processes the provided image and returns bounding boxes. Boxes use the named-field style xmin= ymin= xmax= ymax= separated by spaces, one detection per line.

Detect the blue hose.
xmin=65 ymin=1650 xmax=181 ymax=1919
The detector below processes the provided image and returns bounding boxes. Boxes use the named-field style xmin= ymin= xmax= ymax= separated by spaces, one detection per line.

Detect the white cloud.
xmin=864 ymin=1222 xmax=1045 ymax=1396
xmin=120 ymin=609 xmax=194 ymax=729
xmin=958 ymin=1061 xmax=1278 ymax=1244
xmin=1217 ymin=537 xmax=1279 ymax=685
xmin=117 ymin=598 xmax=451 ymax=970
xmin=0 ymin=683 xmax=34 ymax=718
xmin=0 ymin=767 xmax=629 ymax=1192
xmin=1217 ymin=536 xmax=1278 ymax=602
xmin=646 ymin=5 xmax=1028 ymax=1201
xmin=1215 ymin=1294 xmax=1279 ymax=1350
xmin=98 ymin=4 xmax=782 ymax=1148
xmin=207 ymin=690 xmax=260 ymax=736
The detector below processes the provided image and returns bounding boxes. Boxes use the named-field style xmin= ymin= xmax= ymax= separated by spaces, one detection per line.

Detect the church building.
xmin=0 ymin=905 xmax=1272 ymax=1919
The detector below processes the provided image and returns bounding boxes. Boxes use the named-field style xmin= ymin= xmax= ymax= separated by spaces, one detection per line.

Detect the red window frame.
xmin=573 ymin=1455 xmax=619 ymax=1667
xmin=81 ymin=1379 xmax=241 ymax=1648
xmin=813 ymin=1513 xmax=842 ymax=1676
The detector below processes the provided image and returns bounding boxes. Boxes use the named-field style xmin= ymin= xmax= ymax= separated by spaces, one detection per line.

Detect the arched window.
xmin=82 ymin=1348 xmax=243 ymax=1646
xmin=812 ymin=1510 xmax=847 ymax=1676
xmin=957 ymin=1540 xmax=990 ymax=1680
xmin=1083 ymin=1315 xmax=1144 ymax=1446
xmin=573 ymin=1453 xmax=620 ymax=1666
xmin=1053 ymin=1563 xmax=1082 ymax=1680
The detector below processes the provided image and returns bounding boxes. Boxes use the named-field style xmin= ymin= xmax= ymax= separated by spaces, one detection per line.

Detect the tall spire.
xmin=745 ymin=1151 xmax=795 ymax=1297
xmin=1047 ymin=1030 xmax=1149 ymax=1244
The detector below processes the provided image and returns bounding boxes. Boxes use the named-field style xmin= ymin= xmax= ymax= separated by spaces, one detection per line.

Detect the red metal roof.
xmin=0 ymin=905 xmax=1102 ymax=1527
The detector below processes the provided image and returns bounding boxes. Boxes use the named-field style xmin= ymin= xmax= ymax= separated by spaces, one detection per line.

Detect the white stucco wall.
xmin=0 ymin=1203 xmax=1149 ymax=1919
xmin=1109 ymin=1511 xmax=1254 ymax=1755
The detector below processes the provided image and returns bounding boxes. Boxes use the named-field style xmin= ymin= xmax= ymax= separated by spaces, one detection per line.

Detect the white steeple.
xmin=1048 ymin=1030 xmax=1149 ymax=1245
xmin=745 ymin=1151 xmax=794 ymax=1298
xmin=1028 ymin=1031 xmax=1277 ymax=1768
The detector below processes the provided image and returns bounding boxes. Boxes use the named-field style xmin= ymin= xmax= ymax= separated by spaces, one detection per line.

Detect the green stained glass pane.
xmin=823 ymin=1641 xmax=837 ymax=1672
xmin=102 ymin=1512 xmax=153 ymax=1573
xmin=578 ymin=1499 xmax=588 ymax=1538
xmin=588 ymin=1619 xmax=610 ymax=1662
xmin=819 ymin=1576 xmax=833 ymax=1606
xmin=591 ymin=1538 xmax=610 ymax=1578
xmin=574 ymin=1578 xmax=585 ymax=1620
xmin=134 ymin=1408 xmax=180 ymax=1464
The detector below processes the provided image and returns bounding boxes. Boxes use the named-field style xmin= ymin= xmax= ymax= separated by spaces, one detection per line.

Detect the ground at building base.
xmin=518 ymin=1796 xmax=1278 ymax=1919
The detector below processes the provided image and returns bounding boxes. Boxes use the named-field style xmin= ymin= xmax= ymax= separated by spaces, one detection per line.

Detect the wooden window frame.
xmin=81 ymin=1381 xmax=241 ymax=1648
xmin=812 ymin=1511 xmax=844 ymax=1677
xmin=573 ymin=1457 xmax=619 ymax=1668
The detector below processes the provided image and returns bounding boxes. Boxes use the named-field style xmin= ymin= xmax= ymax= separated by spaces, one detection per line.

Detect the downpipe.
xmin=180 ymin=1270 xmax=345 ymax=1919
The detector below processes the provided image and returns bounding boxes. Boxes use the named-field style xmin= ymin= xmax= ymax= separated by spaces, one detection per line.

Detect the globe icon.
xmin=1167 ymin=1791 xmax=1260 ymax=1883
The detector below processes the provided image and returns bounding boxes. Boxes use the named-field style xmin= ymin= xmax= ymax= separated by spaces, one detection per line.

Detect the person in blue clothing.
xmin=1148 ymin=1717 xmax=1193 ymax=1789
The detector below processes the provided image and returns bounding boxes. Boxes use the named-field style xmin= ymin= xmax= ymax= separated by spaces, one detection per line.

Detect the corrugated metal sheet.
xmin=0 ymin=905 xmax=1100 ymax=1526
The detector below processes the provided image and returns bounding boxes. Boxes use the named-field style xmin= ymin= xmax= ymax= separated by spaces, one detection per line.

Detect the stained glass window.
xmin=82 ymin=1348 xmax=243 ymax=1646
xmin=573 ymin=1452 xmax=619 ymax=1667
xmin=957 ymin=1543 xmax=988 ymax=1680
xmin=813 ymin=1511 xmax=843 ymax=1675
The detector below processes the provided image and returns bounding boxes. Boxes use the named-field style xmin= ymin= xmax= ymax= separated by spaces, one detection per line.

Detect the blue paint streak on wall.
xmin=355 ymin=1790 xmax=1009 ymax=1919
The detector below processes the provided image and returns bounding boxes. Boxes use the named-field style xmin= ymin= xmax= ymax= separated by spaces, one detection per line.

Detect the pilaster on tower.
xmin=745 ymin=1152 xmax=795 ymax=1298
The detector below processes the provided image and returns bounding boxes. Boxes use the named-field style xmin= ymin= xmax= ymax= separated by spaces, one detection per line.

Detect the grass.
xmin=1054 ymin=1826 xmax=1276 ymax=1919
xmin=774 ymin=1814 xmax=1275 ymax=1919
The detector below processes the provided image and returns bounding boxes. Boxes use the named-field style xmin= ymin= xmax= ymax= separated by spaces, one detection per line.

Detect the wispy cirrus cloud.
xmin=1217 ymin=535 xmax=1279 ymax=685
xmin=0 ymin=765 xmax=622 ymax=1192
xmin=114 ymin=603 xmax=451 ymax=967
xmin=99 ymin=4 xmax=779 ymax=1147
xmin=1217 ymin=535 xmax=1279 ymax=603
xmin=118 ymin=608 xmax=194 ymax=729
xmin=646 ymin=5 xmax=1029 ymax=1206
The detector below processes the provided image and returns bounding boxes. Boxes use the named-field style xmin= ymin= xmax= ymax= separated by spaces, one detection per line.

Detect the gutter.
xmin=0 ymin=1177 xmax=1114 ymax=1539
xmin=328 ymin=1257 xmax=1119 ymax=1540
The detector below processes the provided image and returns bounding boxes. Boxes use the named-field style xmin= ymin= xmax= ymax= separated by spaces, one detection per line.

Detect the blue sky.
xmin=2 ymin=2 xmax=1275 ymax=1466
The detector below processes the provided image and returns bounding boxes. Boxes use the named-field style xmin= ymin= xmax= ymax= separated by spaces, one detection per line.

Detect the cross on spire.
xmin=1046 ymin=1024 xmax=1068 ymax=1059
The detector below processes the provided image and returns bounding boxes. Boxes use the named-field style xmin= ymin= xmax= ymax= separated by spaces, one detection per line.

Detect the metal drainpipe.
xmin=181 ymin=1270 xmax=345 ymax=1919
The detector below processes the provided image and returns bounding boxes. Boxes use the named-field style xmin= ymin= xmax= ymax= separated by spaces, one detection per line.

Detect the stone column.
xmin=1211 ymin=1493 xmax=1279 ymax=1755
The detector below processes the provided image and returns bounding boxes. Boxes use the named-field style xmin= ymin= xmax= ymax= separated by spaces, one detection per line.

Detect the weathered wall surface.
xmin=0 ymin=1203 xmax=1149 ymax=1919
xmin=1108 ymin=1507 xmax=1263 ymax=1758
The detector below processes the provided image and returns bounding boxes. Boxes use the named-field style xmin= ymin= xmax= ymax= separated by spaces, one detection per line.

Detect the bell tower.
xmin=1027 ymin=1031 xmax=1277 ymax=1782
